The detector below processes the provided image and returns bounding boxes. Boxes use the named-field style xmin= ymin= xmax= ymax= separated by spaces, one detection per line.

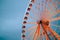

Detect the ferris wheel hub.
xmin=38 ymin=19 xmax=49 ymax=26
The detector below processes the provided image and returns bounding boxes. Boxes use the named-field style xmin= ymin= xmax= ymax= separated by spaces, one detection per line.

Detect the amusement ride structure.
xmin=22 ymin=0 xmax=60 ymax=40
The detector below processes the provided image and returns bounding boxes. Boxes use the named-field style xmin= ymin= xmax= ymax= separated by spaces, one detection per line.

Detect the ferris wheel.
xmin=22 ymin=0 xmax=60 ymax=40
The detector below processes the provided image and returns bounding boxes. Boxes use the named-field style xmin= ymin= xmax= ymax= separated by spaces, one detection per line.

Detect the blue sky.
xmin=0 ymin=0 xmax=29 ymax=40
xmin=0 ymin=0 xmax=60 ymax=40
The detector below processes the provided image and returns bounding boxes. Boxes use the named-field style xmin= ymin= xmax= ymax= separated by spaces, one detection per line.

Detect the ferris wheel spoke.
xmin=44 ymin=6 xmax=55 ymax=19
xmin=46 ymin=2 xmax=59 ymax=17
xmin=50 ymin=17 xmax=60 ymax=22
xmin=41 ymin=31 xmax=45 ymax=40
xmin=51 ymin=24 xmax=60 ymax=27
xmin=52 ymin=2 xmax=57 ymax=8
xmin=27 ymin=22 xmax=37 ymax=24
xmin=42 ymin=24 xmax=60 ymax=40
xmin=45 ymin=34 xmax=50 ymax=40
xmin=47 ymin=3 xmax=60 ymax=16
xmin=27 ymin=30 xmax=36 ymax=40
xmin=40 ymin=23 xmax=50 ymax=40
xmin=33 ymin=28 xmax=40 ymax=40
xmin=43 ymin=31 xmax=50 ymax=40
xmin=58 ymin=2 xmax=60 ymax=4
xmin=47 ymin=26 xmax=60 ymax=40
xmin=33 ymin=24 xmax=40 ymax=40
xmin=31 ymin=8 xmax=39 ymax=18
xmin=44 ymin=8 xmax=54 ymax=19
xmin=56 ymin=9 xmax=60 ymax=14
xmin=42 ymin=25 xmax=50 ymax=40
xmin=28 ymin=15 xmax=38 ymax=20
xmin=26 ymin=25 xmax=37 ymax=32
